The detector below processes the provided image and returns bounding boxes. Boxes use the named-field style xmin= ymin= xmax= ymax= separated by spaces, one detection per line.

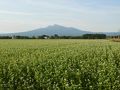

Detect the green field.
xmin=0 ymin=40 xmax=120 ymax=90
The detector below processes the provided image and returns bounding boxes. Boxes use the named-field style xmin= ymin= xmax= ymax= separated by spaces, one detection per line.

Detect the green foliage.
xmin=82 ymin=34 xmax=106 ymax=39
xmin=0 ymin=40 xmax=120 ymax=90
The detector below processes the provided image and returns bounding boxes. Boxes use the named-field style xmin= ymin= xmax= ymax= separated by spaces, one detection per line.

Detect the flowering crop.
xmin=0 ymin=39 xmax=120 ymax=90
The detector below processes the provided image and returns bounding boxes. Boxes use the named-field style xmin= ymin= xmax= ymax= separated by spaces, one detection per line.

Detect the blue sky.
xmin=0 ymin=0 xmax=120 ymax=33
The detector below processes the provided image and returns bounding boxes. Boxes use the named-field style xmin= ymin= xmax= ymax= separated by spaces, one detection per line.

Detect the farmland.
xmin=0 ymin=39 xmax=120 ymax=90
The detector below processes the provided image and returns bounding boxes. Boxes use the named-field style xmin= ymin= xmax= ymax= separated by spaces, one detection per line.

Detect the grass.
xmin=0 ymin=39 xmax=120 ymax=90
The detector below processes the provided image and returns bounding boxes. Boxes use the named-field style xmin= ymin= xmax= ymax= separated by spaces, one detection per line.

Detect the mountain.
xmin=104 ymin=32 xmax=120 ymax=36
xmin=0 ymin=24 xmax=91 ymax=36
xmin=96 ymin=32 xmax=120 ymax=36
xmin=0 ymin=24 xmax=120 ymax=36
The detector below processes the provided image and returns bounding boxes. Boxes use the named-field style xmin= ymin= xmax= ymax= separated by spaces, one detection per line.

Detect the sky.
xmin=0 ymin=0 xmax=120 ymax=33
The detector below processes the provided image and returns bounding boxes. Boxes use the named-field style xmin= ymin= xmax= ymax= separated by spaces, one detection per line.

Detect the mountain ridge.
xmin=0 ymin=24 xmax=120 ymax=36
xmin=0 ymin=24 xmax=91 ymax=36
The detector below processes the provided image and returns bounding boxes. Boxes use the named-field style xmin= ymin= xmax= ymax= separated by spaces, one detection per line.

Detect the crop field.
xmin=0 ymin=39 xmax=120 ymax=90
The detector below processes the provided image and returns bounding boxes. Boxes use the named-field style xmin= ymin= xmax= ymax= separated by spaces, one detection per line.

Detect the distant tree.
xmin=82 ymin=34 xmax=106 ymax=39
xmin=54 ymin=34 xmax=59 ymax=39
xmin=31 ymin=36 xmax=36 ymax=39
xmin=38 ymin=35 xmax=49 ymax=39
xmin=0 ymin=36 xmax=12 ymax=39
xmin=14 ymin=36 xmax=30 ymax=39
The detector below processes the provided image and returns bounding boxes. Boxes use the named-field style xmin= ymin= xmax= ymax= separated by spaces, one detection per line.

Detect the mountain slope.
xmin=1 ymin=24 xmax=91 ymax=36
xmin=0 ymin=24 xmax=119 ymax=36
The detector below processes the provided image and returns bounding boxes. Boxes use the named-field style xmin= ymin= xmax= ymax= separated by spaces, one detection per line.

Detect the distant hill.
xmin=0 ymin=24 xmax=120 ymax=36
xmin=0 ymin=24 xmax=91 ymax=36
xmin=104 ymin=32 xmax=120 ymax=36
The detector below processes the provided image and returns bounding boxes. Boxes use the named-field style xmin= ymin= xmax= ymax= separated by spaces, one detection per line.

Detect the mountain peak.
xmin=47 ymin=24 xmax=65 ymax=28
xmin=53 ymin=24 xmax=61 ymax=27
xmin=0 ymin=25 xmax=91 ymax=36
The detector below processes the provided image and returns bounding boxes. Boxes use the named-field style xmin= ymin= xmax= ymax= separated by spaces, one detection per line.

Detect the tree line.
xmin=0 ymin=34 xmax=107 ymax=39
